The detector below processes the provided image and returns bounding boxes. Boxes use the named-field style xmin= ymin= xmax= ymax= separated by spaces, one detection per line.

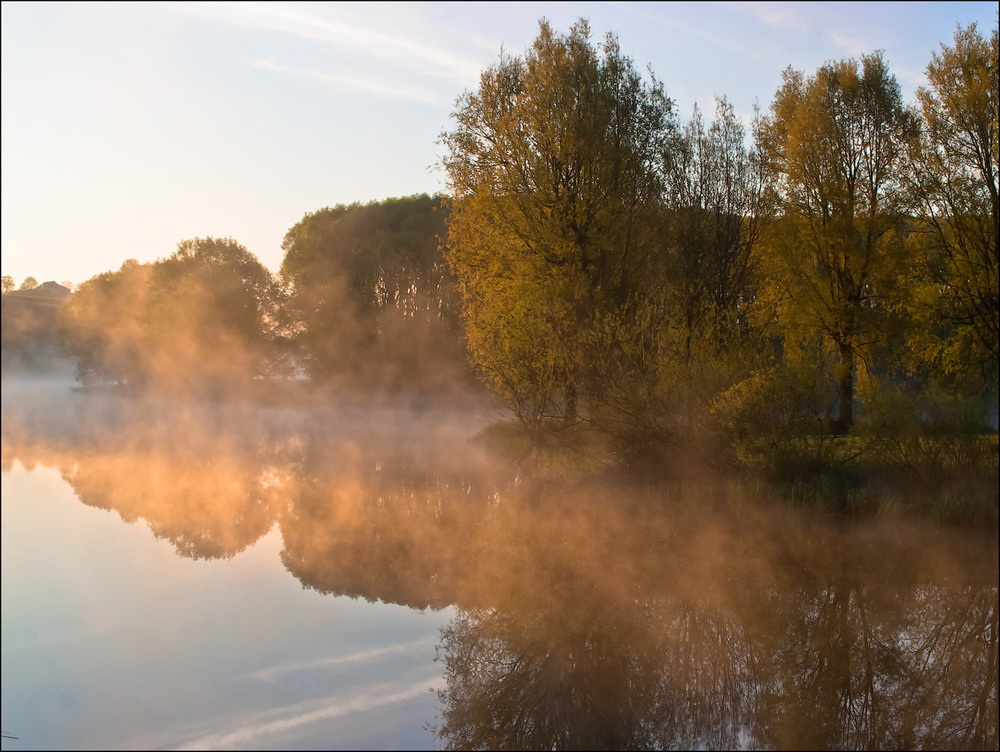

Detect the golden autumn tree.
xmin=763 ymin=53 xmax=919 ymax=433
xmin=906 ymin=22 xmax=999 ymax=387
xmin=440 ymin=19 xmax=676 ymax=433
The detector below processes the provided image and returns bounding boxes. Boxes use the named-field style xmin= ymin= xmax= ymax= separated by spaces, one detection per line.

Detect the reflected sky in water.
xmin=2 ymin=463 xmax=448 ymax=751
xmin=1 ymin=378 xmax=997 ymax=750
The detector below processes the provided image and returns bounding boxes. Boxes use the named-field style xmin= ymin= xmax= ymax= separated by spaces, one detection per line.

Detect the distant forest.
xmin=3 ymin=19 xmax=997 ymax=489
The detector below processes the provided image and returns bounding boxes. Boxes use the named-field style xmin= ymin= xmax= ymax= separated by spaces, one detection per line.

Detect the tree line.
xmin=56 ymin=195 xmax=471 ymax=397
xmin=52 ymin=18 xmax=997 ymax=472
xmin=441 ymin=18 xmax=997 ymax=469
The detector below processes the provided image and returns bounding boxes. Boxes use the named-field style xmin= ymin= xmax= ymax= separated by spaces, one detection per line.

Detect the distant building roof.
xmin=6 ymin=281 xmax=72 ymax=299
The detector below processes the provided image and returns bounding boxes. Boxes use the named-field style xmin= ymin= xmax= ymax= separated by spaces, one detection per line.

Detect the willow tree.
xmin=441 ymin=19 xmax=675 ymax=430
xmin=764 ymin=53 xmax=918 ymax=433
xmin=907 ymin=22 xmax=999 ymax=385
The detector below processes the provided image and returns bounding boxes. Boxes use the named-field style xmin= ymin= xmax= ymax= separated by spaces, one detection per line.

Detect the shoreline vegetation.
xmin=470 ymin=417 xmax=998 ymax=526
xmin=2 ymin=19 xmax=997 ymax=528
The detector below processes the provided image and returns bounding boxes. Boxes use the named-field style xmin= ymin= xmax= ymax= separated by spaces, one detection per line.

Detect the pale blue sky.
xmin=2 ymin=1 xmax=996 ymax=286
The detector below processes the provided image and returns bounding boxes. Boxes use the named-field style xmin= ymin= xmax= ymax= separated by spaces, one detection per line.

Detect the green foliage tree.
xmin=1 ymin=275 xmax=14 ymax=294
xmin=906 ymin=22 xmax=999 ymax=387
xmin=58 ymin=259 xmax=153 ymax=386
xmin=279 ymin=194 xmax=464 ymax=391
xmin=441 ymin=19 xmax=676 ymax=432
xmin=762 ymin=53 xmax=919 ymax=433
xmin=18 ymin=276 xmax=38 ymax=291
xmin=142 ymin=237 xmax=289 ymax=393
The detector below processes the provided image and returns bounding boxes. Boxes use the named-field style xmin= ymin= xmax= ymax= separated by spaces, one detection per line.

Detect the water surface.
xmin=2 ymin=378 xmax=997 ymax=749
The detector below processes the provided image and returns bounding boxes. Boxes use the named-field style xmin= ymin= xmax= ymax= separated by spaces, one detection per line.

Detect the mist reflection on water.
xmin=1 ymin=380 xmax=997 ymax=750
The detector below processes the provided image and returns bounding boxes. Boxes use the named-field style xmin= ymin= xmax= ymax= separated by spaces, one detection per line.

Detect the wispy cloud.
xmin=729 ymin=1 xmax=872 ymax=57
xmin=827 ymin=29 xmax=875 ymax=58
xmin=169 ymin=1 xmax=483 ymax=102
xmin=172 ymin=676 xmax=444 ymax=750
xmin=252 ymin=57 xmax=444 ymax=105
xmin=735 ymin=1 xmax=814 ymax=33
xmin=625 ymin=2 xmax=758 ymax=60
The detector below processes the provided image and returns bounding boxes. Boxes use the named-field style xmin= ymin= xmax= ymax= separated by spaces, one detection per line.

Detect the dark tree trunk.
xmin=565 ymin=382 xmax=577 ymax=425
xmin=834 ymin=340 xmax=854 ymax=434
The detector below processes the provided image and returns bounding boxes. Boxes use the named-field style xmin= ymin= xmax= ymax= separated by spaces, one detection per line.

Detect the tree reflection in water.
xmin=436 ymin=601 xmax=759 ymax=749
xmin=434 ymin=506 xmax=997 ymax=750
xmin=1 ymin=385 xmax=996 ymax=749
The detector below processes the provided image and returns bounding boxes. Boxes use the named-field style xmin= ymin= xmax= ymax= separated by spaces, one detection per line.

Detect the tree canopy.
xmin=279 ymin=194 xmax=468 ymax=392
xmin=441 ymin=19 xmax=677 ymax=431
xmin=905 ymin=22 xmax=999 ymax=387
xmin=58 ymin=259 xmax=153 ymax=386
xmin=761 ymin=53 xmax=919 ymax=432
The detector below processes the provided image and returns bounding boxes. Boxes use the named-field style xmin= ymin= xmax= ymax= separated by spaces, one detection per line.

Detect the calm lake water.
xmin=2 ymin=376 xmax=997 ymax=750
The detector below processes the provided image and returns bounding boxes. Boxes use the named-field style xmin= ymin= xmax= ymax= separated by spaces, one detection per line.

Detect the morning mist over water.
xmin=2 ymin=367 xmax=997 ymax=749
